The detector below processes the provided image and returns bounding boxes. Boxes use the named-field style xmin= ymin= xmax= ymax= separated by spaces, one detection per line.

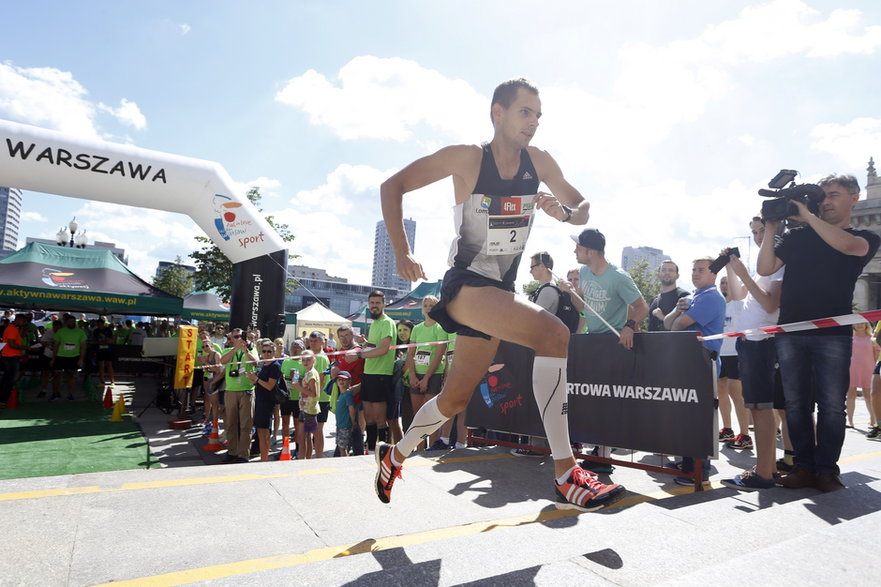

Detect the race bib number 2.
xmin=480 ymin=194 xmax=536 ymax=256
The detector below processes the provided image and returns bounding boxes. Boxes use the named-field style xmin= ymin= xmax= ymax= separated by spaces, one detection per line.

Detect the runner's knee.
xmin=532 ymin=320 xmax=570 ymax=357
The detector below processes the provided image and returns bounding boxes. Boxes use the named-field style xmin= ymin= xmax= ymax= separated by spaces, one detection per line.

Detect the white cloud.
xmin=21 ymin=211 xmax=47 ymax=222
xmin=266 ymin=163 xmax=456 ymax=287
xmin=71 ymin=201 xmax=204 ymax=280
xmin=179 ymin=23 xmax=192 ymax=35
xmin=290 ymin=163 xmax=390 ymax=213
xmin=0 ymin=62 xmax=148 ymax=139
xmin=810 ymin=117 xmax=881 ymax=169
xmin=0 ymin=62 xmax=98 ymax=139
xmin=231 ymin=176 xmax=283 ymax=200
xmin=275 ymin=56 xmax=485 ymax=142
xmin=98 ymin=98 xmax=147 ymax=130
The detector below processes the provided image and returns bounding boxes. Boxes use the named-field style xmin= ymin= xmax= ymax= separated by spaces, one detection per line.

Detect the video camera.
xmin=758 ymin=169 xmax=824 ymax=223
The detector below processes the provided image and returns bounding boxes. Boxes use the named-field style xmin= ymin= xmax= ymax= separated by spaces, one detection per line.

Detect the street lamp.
xmin=55 ymin=227 xmax=68 ymax=246
xmin=74 ymin=230 xmax=87 ymax=249
xmin=68 ymin=217 xmax=78 ymax=247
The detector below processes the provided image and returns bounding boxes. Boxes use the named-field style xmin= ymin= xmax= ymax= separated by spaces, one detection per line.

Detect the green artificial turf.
xmin=0 ymin=400 xmax=154 ymax=480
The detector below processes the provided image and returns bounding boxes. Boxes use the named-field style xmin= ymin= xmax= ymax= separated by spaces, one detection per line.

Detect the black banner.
xmin=230 ymin=249 xmax=288 ymax=339
xmin=466 ymin=332 xmax=717 ymax=459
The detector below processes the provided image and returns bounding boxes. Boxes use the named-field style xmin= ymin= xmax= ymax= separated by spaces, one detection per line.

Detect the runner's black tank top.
xmin=447 ymin=144 xmax=539 ymax=283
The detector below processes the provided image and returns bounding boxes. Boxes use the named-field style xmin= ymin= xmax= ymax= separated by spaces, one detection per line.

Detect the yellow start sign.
xmin=173 ymin=325 xmax=198 ymax=389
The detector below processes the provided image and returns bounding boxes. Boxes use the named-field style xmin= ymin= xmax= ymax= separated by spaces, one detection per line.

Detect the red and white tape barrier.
xmin=195 ymin=339 xmax=450 ymax=370
xmin=698 ymin=309 xmax=881 ymax=342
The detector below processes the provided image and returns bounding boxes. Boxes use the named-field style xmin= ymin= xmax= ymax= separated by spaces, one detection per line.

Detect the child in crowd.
xmin=293 ymin=350 xmax=320 ymax=459
xmin=334 ymin=371 xmax=357 ymax=457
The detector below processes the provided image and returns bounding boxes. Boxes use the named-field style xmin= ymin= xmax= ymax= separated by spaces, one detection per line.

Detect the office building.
xmin=621 ymin=246 xmax=666 ymax=274
xmin=372 ymin=218 xmax=415 ymax=293
xmin=0 ymin=186 xmax=23 ymax=252
xmin=285 ymin=264 xmax=399 ymax=318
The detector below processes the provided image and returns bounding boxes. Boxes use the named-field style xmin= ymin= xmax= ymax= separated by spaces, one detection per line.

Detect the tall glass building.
xmin=0 ymin=186 xmax=23 ymax=252
xmin=372 ymin=218 xmax=415 ymax=293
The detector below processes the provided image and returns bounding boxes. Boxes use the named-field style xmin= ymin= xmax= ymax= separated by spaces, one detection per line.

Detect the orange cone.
xmin=279 ymin=436 xmax=292 ymax=461
xmin=203 ymin=419 xmax=223 ymax=452
xmin=6 ymin=388 xmax=19 ymax=409
xmin=102 ymin=387 xmax=113 ymax=408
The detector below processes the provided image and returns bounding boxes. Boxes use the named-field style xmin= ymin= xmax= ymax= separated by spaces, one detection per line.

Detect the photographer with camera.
xmin=757 ymin=173 xmax=880 ymax=492
xmin=718 ymin=216 xmax=784 ymax=491
xmin=218 ymin=327 xmax=259 ymax=464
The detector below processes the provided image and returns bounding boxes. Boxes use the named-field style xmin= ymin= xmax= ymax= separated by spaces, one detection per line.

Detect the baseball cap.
xmin=336 ymin=371 xmax=352 ymax=380
xmin=570 ymin=228 xmax=606 ymax=252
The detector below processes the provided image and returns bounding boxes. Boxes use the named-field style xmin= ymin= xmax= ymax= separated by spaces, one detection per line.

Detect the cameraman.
xmin=757 ymin=173 xmax=880 ymax=492
xmin=218 ymin=327 xmax=258 ymax=464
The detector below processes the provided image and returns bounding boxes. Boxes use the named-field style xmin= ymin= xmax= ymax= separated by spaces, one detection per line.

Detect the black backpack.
xmin=532 ymin=283 xmax=580 ymax=333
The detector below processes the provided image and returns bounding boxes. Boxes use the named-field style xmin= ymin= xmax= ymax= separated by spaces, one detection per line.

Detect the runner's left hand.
xmin=534 ymin=192 xmax=567 ymax=221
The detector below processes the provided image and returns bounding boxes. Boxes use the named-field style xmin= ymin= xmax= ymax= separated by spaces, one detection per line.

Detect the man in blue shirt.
xmin=664 ymin=256 xmax=726 ymax=485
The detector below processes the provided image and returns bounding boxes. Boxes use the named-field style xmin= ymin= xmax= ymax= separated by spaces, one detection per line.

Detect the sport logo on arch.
xmin=41 ymin=268 xmax=88 ymax=289
xmin=212 ymin=194 xmax=262 ymax=248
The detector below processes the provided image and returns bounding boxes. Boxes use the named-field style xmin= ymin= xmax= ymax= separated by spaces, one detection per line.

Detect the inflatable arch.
xmin=0 ymin=119 xmax=288 ymax=336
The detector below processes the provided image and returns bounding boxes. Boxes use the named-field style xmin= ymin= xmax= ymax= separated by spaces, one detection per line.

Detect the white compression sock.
xmin=532 ymin=356 xmax=572 ymax=461
xmin=396 ymin=395 xmax=450 ymax=459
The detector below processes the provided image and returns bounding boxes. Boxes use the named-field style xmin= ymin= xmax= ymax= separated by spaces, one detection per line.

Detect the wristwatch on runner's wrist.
xmin=559 ymin=204 xmax=573 ymax=223
xmin=623 ymin=319 xmax=637 ymax=331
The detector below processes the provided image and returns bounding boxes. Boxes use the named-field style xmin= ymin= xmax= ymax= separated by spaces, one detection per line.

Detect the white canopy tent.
xmin=284 ymin=304 xmax=352 ymax=349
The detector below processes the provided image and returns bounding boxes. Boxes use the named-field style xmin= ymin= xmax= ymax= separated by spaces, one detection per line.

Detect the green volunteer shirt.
xmin=224 ymin=348 xmax=258 ymax=391
xmin=410 ymin=322 xmax=450 ymax=375
xmin=313 ymin=354 xmax=331 ymax=401
xmin=445 ymin=333 xmax=457 ymax=373
xmin=55 ymin=327 xmax=88 ymax=358
xmin=280 ymin=358 xmax=304 ymax=400
xmin=364 ymin=314 xmax=396 ymax=376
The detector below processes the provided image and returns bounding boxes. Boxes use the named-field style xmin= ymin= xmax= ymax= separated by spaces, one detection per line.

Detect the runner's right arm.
xmin=380 ymin=145 xmax=477 ymax=282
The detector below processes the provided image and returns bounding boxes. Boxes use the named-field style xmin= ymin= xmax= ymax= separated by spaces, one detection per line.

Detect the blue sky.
xmin=2 ymin=0 xmax=880 ymax=292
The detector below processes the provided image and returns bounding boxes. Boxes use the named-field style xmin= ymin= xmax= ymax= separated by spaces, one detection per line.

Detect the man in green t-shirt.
xmin=218 ymin=327 xmax=258 ymax=463
xmin=347 ymin=290 xmax=396 ymax=452
xmin=52 ymin=313 xmax=89 ymax=400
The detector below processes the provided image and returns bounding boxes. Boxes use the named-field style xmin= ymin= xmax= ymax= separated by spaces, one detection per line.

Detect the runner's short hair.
xmin=490 ymin=78 xmax=539 ymax=122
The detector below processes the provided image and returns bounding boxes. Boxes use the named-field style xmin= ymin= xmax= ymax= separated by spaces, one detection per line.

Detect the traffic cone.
xmin=6 ymin=388 xmax=19 ymax=409
xmin=102 ymin=387 xmax=113 ymax=408
xmin=203 ymin=419 xmax=223 ymax=451
xmin=279 ymin=436 xmax=292 ymax=461
xmin=119 ymin=395 xmax=128 ymax=414
xmin=109 ymin=397 xmax=124 ymax=422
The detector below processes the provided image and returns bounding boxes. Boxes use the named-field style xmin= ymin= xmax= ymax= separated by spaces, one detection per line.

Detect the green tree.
xmin=628 ymin=258 xmax=660 ymax=330
xmin=190 ymin=187 xmax=297 ymax=302
xmin=152 ymin=255 xmax=194 ymax=298
xmin=522 ymin=280 xmax=540 ymax=299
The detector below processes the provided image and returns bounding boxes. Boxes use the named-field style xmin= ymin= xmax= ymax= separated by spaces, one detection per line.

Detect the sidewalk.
xmin=1 ymin=377 xmax=879 ymax=585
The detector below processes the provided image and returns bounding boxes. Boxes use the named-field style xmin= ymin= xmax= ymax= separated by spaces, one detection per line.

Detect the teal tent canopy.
xmin=0 ymin=242 xmax=183 ymax=316
xmin=384 ymin=280 xmax=443 ymax=322
xmin=182 ymin=291 xmax=230 ymax=322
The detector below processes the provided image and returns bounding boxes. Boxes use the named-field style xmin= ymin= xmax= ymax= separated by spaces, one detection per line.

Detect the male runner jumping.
xmin=371 ymin=78 xmax=625 ymax=511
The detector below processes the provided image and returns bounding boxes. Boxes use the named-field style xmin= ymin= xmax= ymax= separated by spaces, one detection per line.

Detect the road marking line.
xmin=0 ymin=453 xmax=512 ymax=502
xmin=3 ymin=449 xmax=878 ymax=504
